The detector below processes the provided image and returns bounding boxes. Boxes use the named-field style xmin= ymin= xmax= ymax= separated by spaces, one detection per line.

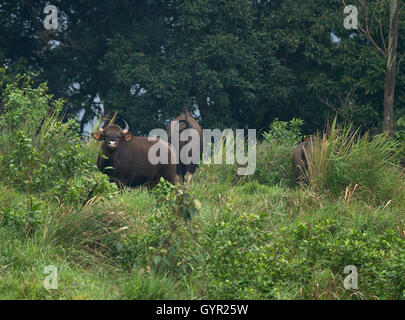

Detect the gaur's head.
xmin=93 ymin=120 xmax=132 ymax=151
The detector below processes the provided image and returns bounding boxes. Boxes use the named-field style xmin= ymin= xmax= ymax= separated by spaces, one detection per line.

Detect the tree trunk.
xmin=382 ymin=0 xmax=399 ymax=136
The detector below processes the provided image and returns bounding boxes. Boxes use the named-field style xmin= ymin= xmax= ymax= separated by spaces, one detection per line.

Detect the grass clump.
xmin=304 ymin=118 xmax=404 ymax=206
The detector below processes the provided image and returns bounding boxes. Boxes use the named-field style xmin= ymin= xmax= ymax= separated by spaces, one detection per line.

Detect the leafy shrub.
xmin=0 ymin=192 xmax=45 ymax=237
xmin=196 ymin=207 xmax=274 ymax=299
xmin=151 ymin=177 xmax=177 ymax=199
xmin=117 ymin=181 xmax=201 ymax=275
xmin=262 ymin=118 xmax=303 ymax=145
xmin=250 ymin=118 xmax=303 ymax=186
xmin=194 ymin=211 xmax=404 ymax=299
xmin=153 ymin=177 xmax=201 ymax=220
xmin=283 ymin=220 xmax=405 ymax=299
xmin=0 ymin=73 xmax=117 ymax=204
xmin=0 ymin=72 xmax=63 ymax=128
xmin=117 ymin=209 xmax=197 ymax=275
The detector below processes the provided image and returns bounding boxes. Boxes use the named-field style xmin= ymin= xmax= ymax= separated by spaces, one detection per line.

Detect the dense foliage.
xmin=0 ymin=76 xmax=403 ymax=300
xmin=0 ymin=73 xmax=117 ymax=206
xmin=0 ymin=0 xmax=404 ymax=135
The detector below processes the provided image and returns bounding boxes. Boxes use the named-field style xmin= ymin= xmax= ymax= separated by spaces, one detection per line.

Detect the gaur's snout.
xmin=107 ymin=140 xmax=118 ymax=148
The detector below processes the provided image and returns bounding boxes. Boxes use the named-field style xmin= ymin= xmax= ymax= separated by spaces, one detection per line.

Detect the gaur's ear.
xmin=123 ymin=133 xmax=132 ymax=142
xmin=93 ymin=132 xmax=104 ymax=141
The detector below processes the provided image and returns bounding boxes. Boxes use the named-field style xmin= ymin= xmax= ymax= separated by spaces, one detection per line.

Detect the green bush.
xmin=0 ymin=72 xmax=62 ymax=128
xmin=0 ymin=189 xmax=45 ymax=237
xmin=282 ymin=220 xmax=405 ymax=299
xmin=262 ymin=118 xmax=303 ymax=145
xmin=0 ymin=73 xmax=117 ymax=204
xmin=196 ymin=207 xmax=273 ymax=299
xmin=117 ymin=209 xmax=197 ymax=275
xmin=193 ymin=212 xmax=404 ymax=299
xmin=250 ymin=118 xmax=303 ymax=186
xmin=116 ymin=183 xmax=201 ymax=276
xmin=152 ymin=178 xmax=202 ymax=221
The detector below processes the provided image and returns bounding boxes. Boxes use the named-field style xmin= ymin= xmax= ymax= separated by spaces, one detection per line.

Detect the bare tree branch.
xmin=341 ymin=0 xmax=388 ymax=58
xmin=359 ymin=25 xmax=388 ymax=58
xmin=360 ymin=0 xmax=369 ymax=33
xmin=378 ymin=19 xmax=388 ymax=54
xmin=317 ymin=96 xmax=352 ymax=123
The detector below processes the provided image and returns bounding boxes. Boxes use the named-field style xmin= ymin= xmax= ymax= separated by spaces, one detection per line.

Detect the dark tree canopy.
xmin=1 ymin=0 xmax=404 ymax=135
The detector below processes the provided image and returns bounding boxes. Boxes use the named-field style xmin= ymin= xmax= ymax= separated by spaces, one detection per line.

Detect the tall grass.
xmin=197 ymin=118 xmax=303 ymax=187
xmin=305 ymin=118 xmax=404 ymax=205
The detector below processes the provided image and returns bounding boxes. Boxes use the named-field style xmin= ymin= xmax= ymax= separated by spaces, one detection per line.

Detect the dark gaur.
xmin=93 ymin=121 xmax=178 ymax=188
xmin=292 ymin=136 xmax=317 ymax=184
xmin=166 ymin=107 xmax=203 ymax=184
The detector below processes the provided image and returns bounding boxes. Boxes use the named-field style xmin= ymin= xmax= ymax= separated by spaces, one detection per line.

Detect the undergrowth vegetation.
xmin=0 ymin=74 xmax=117 ymax=205
xmin=0 ymin=74 xmax=404 ymax=300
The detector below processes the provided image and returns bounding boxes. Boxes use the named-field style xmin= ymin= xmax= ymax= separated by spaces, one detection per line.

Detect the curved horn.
xmin=122 ymin=120 xmax=129 ymax=134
